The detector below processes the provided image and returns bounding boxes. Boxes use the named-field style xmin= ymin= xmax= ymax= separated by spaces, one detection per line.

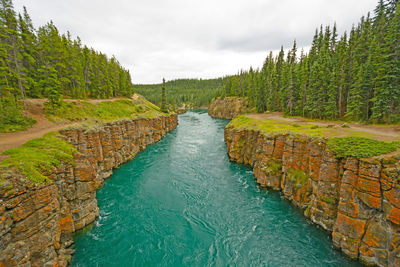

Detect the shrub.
xmin=327 ymin=137 xmax=399 ymax=159
xmin=0 ymin=99 xmax=35 ymax=133
xmin=262 ymin=159 xmax=282 ymax=175
xmin=286 ymin=168 xmax=309 ymax=186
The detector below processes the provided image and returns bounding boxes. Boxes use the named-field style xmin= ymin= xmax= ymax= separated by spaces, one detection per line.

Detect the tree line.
xmin=135 ymin=78 xmax=226 ymax=108
xmin=0 ymin=0 xmax=134 ymax=114
xmin=218 ymin=0 xmax=400 ymax=123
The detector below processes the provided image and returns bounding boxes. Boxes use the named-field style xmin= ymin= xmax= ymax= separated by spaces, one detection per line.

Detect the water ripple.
xmin=72 ymin=110 xmax=362 ymax=267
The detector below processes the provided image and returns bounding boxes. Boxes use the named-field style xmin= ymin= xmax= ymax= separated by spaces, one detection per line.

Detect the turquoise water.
xmin=72 ymin=110 xmax=361 ymax=267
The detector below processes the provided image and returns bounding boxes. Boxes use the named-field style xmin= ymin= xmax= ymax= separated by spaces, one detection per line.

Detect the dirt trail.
xmin=0 ymin=99 xmax=77 ymax=158
xmin=245 ymin=112 xmax=400 ymax=141
xmin=0 ymin=97 xmax=137 ymax=159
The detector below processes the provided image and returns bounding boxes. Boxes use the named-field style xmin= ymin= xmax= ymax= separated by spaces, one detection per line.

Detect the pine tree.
xmin=40 ymin=65 xmax=61 ymax=113
xmin=255 ymin=70 xmax=266 ymax=112
xmin=161 ymin=78 xmax=167 ymax=112
xmin=385 ymin=2 xmax=400 ymax=119
xmin=18 ymin=7 xmax=38 ymax=98
xmin=247 ymin=67 xmax=255 ymax=106
xmin=213 ymin=0 xmax=399 ymax=123
xmin=347 ymin=62 xmax=365 ymax=120
xmin=0 ymin=0 xmax=137 ymax=125
xmin=0 ymin=0 xmax=27 ymax=115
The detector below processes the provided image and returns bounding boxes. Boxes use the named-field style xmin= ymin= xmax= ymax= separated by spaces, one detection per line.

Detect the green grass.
xmin=0 ymin=103 xmax=35 ymax=133
xmin=229 ymin=115 xmax=400 ymax=159
xmin=286 ymin=168 xmax=309 ymax=186
xmin=262 ymin=159 xmax=282 ymax=175
xmin=229 ymin=115 xmax=332 ymax=137
xmin=45 ymin=96 xmax=169 ymax=124
xmin=327 ymin=137 xmax=399 ymax=159
xmin=0 ymin=132 xmax=76 ymax=183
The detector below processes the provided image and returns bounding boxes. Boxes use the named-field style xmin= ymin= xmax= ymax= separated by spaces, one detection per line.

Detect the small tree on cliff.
xmin=161 ymin=78 xmax=167 ymax=112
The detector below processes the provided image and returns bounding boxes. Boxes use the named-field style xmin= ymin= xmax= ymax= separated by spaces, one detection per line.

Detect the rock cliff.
xmin=208 ymin=97 xmax=250 ymax=119
xmin=224 ymin=125 xmax=400 ymax=267
xmin=0 ymin=114 xmax=178 ymax=266
xmin=176 ymin=108 xmax=186 ymax=114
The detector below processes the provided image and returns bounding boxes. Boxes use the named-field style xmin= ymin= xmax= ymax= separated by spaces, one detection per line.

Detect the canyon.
xmin=72 ymin=110 xmax=360 ymax=266
xmin=0 ymin=114 xmax=178 ymax=266
xmin=208 ymin=97 xmax=250 ymax=119
xmin=224 ymin=124 xmax=400 ymax=267
xmin=1 ymin=95 xmax=399 ymax=267
xmin=208 ymin=94 xmax=400 ymax=267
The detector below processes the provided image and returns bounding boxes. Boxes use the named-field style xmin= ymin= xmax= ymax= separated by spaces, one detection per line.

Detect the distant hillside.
xmin=135 ymin=78 xmax=227 ymax=108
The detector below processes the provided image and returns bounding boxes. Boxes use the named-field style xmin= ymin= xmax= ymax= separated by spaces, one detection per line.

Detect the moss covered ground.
xmin=0 ymin=132 xmax=76 ymax=183
xmin=0 ymin=94 xmax=172 ymax=183
xmin=229 ymin=115 xmax=334 ymax=137
xmin=229 ymin=115 xmax=400 ymax=159
xmin=327 ymin=137 xmax=399 ymax=159
xmin=45 ymin=95 xmax=170 ymax=123
xmin=0 ymin=102 xmax=36 ymax=133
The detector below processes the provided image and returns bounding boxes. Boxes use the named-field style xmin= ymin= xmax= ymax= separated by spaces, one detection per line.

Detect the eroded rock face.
xmin=176 ymin=108 xmax=186 ymax=114
xmin=208 ymin=97 xmax=250 ymax=119
xmin=0 ymin=114 xmax=178 ymax=267
xmin=224 ymin=125 xmax=400 ymax=267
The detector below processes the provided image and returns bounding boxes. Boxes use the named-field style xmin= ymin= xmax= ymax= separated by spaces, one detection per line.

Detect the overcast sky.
xmin=13 ymin=0 xmax=378 ymax=84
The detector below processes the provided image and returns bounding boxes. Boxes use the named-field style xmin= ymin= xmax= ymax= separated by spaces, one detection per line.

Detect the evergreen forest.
xmin=135 ymin=78 xmax=225 ymax=108
xmin=1 ymin=0 xmax=399 ymax=126
xmin=218 ymin=0 xmax=400 ymax=123
xmin=0 ymin=0 xmax=134 ymax=129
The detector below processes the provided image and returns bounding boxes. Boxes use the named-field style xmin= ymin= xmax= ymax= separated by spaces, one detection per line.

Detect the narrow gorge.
xmin=1 ymin=0 xmax=399 ymax=266
xmin=0 ymin=114 xmax=178 ymax=266
xmin=2 ymin=105 xmax=397 ymax=266
xmin=224 ymin=121 xmax=400 ymax=267
xmin=71 ymin=110 xmax=363 ymax=266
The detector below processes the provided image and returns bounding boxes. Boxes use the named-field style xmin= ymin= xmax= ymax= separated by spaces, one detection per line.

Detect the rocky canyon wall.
xmin=208 ymin=97 xmax=250 ymax=119
xmin=224 ymin=125 xmax=400 ymax=267
xmin=0 ymin=114 xmax=178 ymax=266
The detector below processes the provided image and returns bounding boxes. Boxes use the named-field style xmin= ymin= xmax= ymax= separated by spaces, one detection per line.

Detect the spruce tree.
xmin=161 ymin=78 xmax=167 ymax=112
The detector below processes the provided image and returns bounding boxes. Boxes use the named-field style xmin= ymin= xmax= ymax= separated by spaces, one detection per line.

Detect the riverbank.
xmin=0 ymin=98 xmax=178 ymax=266
xmin=208 ymin=97 xmax=252 ymax=119
xmin=224 ymin=116 xmax=400 ymax=267
xmin=72 ymin=110 xmax=361 ymax=266
xmin=0 ymin=95 xmax=164 ymax=156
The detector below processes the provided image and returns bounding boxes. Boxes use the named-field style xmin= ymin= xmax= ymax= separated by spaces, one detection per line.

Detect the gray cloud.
xmin=217 ymin=30 xmax=312 ymax=52
xmin=13 ymin=0 xmax=378 ymax=83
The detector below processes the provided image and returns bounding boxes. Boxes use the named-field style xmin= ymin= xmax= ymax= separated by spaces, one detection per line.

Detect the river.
xmin=72 ymin=110 xmax=361 ymax=266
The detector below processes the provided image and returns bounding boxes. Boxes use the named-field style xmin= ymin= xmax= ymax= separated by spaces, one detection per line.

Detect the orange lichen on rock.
xmin=224 ymin=123 xmax=400 ymax=267
xmin=0 ymin=114 xmax=178 ymax=266
xmin=208 ymin=97 xmax=251 ymax=119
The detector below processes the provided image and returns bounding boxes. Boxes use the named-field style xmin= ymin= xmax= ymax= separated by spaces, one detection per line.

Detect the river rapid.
xmin=72 ymin=110 xmax=361 ymax=267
